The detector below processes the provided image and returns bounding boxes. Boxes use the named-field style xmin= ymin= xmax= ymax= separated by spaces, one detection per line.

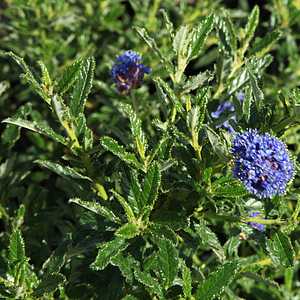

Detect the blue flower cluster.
xmin=247 ymin=211 xmax=265 ymax=232
xmin=232 ymin=129 xmax=294 ymax=198
xmin=211 ymin=92 xmax=244 ymax=133
xmin=111 ymin=50 xmax=151 ymax=94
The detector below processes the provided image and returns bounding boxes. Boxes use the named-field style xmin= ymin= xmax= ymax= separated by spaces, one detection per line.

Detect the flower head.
xmin=232 ymin=129 xmax=294 ymax=198
xmin=247 ymin=211 xmax=265 ymax=232
xmin=211 ymin=92 xmax=244 ymax=133
xmin=111 ymin=50 xmax=151 ymax=94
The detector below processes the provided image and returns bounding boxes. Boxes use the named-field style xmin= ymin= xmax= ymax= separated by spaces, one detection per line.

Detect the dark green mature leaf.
xmin=250 ymin=31 xmax=281 ymax=57
xmin=71 ymin=56 xmax=95 ymax=116
xmin=115 ymin=223 xmax=140 ymax=239
xmin=141 ymin=163 xmax=161 ymax=220
xmin=247 ymin=66 xmax=264 ymax=102
xmin=111 ymin=253 xmax=139 ymax=284
xmin=205 ymin=126 xmax=229 ymax=160
xmin=154 ymin=77 xmax=183 ymax=112
xmin=35 ymin=160 xmax=91 ymax=181
xmin=100 ymin=136 xmax=144 ymax=170
xmin=157 ymin=238 xmax=179 ymax=289
xmin=213 ymin=180 xmax=248 ymax=198
xmin=57 ymin=57 xmax=83 ymax=95
xmin=133 ymin=268 xmax=164 ymax=299
xmin=195 ymin=221 xmax=225 ymax=262
xmin=1 ymin=103 xmax=32 ymax=148
xmin=267 ymin=232 xmax=295 ymax=267
xmin=2 ymin=117 xmax=67 ymax=146
xmin=91 ymin=238 xmax=128 ymax=271
xmin=33 ymin=273 xmax=66 ymax=297
xmin=190 ymin=14 xmax=214 ymax=59
xmin=195 ymin=261 xmax=239 ymax=300
xmin=70 ymin=198 xmax=121 ymax=224
xmin=9 ymin=230 xmax=25 ymax=263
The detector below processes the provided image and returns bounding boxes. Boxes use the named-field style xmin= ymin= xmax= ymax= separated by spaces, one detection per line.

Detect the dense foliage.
xmin=0 ymin=1 xmax=300 ymax=299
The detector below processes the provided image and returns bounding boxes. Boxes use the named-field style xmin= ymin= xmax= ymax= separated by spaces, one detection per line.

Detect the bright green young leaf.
xmin=91 ymin=238 xmax=128 ymax=271
xmin=35 ymin=160 xmax=92 ymax=181
xmin=267 ymin=231 xmax=295 ymax=267
xmin=182 ymin=71 xmax=213 ymax=94
xmin=111 ymin=190 xmax=136 ymax=223
xmin=242 ymin=86 xmax=252 ymax=122
xmin=69 ymin=198 xmax=121 ymax=224
xmin=9 ymin=230 xmax=25 ymax=263
xmin=2 ymin=117 xmax=67 ymax=146
xmin=0 ymin=51 xmax=50 ymax=104
xmin=57 ymin=57 xmax=83 ymax=95
xmin=195 ymin=261 xmax=239 ymax=300
xmin=157 ymin=238 xmax=179 ymax=289
xmin=182 ymin=262 xmax=192 ymax=299
xmin=115 ymin=223 xmax=140 ymax=239
xmin=119 ymin=103 xmax=148 ymax=160
xmin=190 ymin=14 xmax=214 ymax=60
xmin=243 ymin=6 xmax=259 ymax=51
xmin=70 ymin=56 xmax=95 ymax=116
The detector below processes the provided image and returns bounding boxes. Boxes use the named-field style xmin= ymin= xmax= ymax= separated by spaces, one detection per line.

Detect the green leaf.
xmin=242 ymin=87 xmax=252 ymax=122
xmin=243 ymin=6 xmax=259 ymax=50
xmin=91 ymin=238 xmax=128 ymax=271
xmin=190 ymin=14 xmax=214 ymax=59
xmin=215 ymin=13 xmax=237 ymax=54
xmin=0 ymin=80 xmax=10 ymax=96
xmin=100 ymin=136 xmax=144 ymax=170
xmin=115 ymin=223 xmax=140 ymax=239
xmin=195 ymin=221 xmax=225 ymax=262
xmin=182 ymin=262 xmax=192 ymax=299
xmin=69 ymin=198 xmax=121 ymax=224
xmin=1 ymin=103 xmax=32 ymax=149
xmin=111 ymin=190 xmax=136 ymax=223
xmin=133 ymin=268 xmax=164 ymax=298
xmin=154 ymin=77 xmax=183 ymax=112
xmin=267 ymin=232 xmax=295 ymax=267
xmin=195 ymin=261 xmax=239 ymax=300
xmin=2 ymin=117 xmax=67 ymax=146
xmin=135 ymin=26 xmax=173 ymax=74
xmin=35 ymin=160 xmax=92 ymax=181
xmin=51 ymin=94 xmax=72 ymax=128
xmin=122 ymin=295 xmax=138 ymax=300
xmin=181 ymin=71 xmax=213 ymax=94
xmin=111 ymin=253 xmax=139 ymax=284
xmin=9 ymin=230 xmax=25 ymax=263
xmin=157 ymin=238 xmax=179 ymax=289
xmin=205 ymin=126 xmax=229 ymax=160
xmin=70 ymin=56 xmax=95 ymax=116
xmin=247 ymin=67 xmax=264 ymax=102
xmin=141 ymin=163 xmax=161 ymax=220
xmin=119 ymin=103 xmax=148 ymax=160
xmin=212 ymin=179 xmax=248 ymax=198
xmin=57 ymin=57 xmax=83 ymax=95
xmin=0 ymin=51 xmax=50 ymax=104
xmin=250 ymin=30 xmax=281 ymax=57
xmin=33 ymin=273 xmax=66 ymax=297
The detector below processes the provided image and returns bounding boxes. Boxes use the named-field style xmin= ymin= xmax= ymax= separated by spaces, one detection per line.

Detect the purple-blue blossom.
xmin=211 ymin=92 xmax=244 ymax=133
xmin=232 ymin=129 xmax=294 ymax=198
xmin=111 ymin=50 xmax=151 ymax=94
xmin=247 ymin=211 xmax=265 ymax=232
